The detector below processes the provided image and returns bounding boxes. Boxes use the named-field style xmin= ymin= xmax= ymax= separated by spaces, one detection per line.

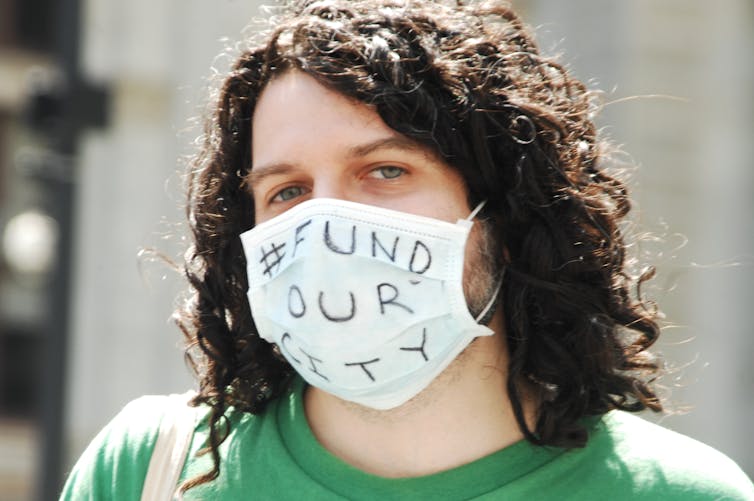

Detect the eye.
xmin=271 ymin=185 xmax=306 ymax=203
xmin=369 ymin=165 xmax=406 ymax=179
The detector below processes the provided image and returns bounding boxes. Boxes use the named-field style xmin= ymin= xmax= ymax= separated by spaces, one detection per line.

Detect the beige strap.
xmin=140 ymin=391 xmax=199 ymax=501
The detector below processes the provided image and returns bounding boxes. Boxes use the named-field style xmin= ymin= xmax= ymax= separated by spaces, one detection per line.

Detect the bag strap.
xmin=140 ymin=391 xmax=199 ymax=501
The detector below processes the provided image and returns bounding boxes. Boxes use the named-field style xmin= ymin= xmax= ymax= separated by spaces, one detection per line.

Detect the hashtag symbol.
xmin=259 ymin=242 xmax=286 ymax=277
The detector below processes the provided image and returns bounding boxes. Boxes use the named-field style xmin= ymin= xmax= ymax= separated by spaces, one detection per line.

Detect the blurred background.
xmin=0 ymin=0 xmax=751 ymax=499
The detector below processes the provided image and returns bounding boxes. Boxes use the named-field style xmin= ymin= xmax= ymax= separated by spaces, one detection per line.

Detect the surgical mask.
xmin=240 ymin=198 xmax=499 ymax=410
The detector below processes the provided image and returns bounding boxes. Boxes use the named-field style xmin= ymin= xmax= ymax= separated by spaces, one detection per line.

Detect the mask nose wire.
xmin=466 ymin=200 xmax=487 ymax=221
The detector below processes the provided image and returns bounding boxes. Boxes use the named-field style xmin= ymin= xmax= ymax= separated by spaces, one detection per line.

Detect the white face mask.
xmin=240 ymin=198 xmax=499 ymax=410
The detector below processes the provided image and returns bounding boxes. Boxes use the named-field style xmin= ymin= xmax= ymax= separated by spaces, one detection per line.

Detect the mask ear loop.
xmin=474 ymin=268 xmax=504 ymax=324
xmin=463 ymin=199 xmax=501 ymax=324
xmin=466 ymin=200 xmax=487 ymax=221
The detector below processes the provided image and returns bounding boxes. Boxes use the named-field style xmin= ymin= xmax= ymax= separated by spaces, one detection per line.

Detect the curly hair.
xmin=177 ymin=0 xmax=662 ymax=491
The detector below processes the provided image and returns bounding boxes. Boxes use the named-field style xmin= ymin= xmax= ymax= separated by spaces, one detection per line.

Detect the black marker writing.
xmin=345 ymin=358 xmax=381 ymax=382
xmin=377 ymin=283 xmax=414 ymax=315
xmin=291 ymin=219 xmax=312 ymax=258
xmin=408 ymin=240 xmax=431 ymax=274
xmin=324 ymin=221 xmax=356 ymax=254
xmin=281 ymin=333 xmax=300 ymax=364
xmin=318 ymin=291 xmax=356 ymax=322
xmin=399 ymin=328 xmax=429 ymax=362
xmin=371 ymin=232 xmax=399 ymax=262
xmin=300 ymin=348 xmax=329 ymax=381
xmin=259 ymin=241 xmax=287 ymax=277
xmin=288 ymin=285 xmax=306 ymax=318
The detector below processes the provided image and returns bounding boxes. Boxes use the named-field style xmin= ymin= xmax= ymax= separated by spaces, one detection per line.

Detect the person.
xmin=61 ymin=1 xmax=754 ymax=499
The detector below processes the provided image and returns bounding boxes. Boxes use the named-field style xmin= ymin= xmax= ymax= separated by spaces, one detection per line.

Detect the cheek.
xmin=462 ymin=223 xmax=498 ymax=312
xmin=435 ymin=171 xmax=472 ymax=220
xmin=464 ymin=220 xmax=502 ymax=279
xmin=409 ymin=179 xmax=471 ymax=223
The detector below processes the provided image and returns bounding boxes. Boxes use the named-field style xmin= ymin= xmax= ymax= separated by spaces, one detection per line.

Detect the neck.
xmin=303 ymin=312 xmax=533 ymax=478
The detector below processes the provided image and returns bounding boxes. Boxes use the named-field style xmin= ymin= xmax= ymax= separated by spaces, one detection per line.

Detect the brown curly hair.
xmin=177 ymin=0 xmax=662 ymax=491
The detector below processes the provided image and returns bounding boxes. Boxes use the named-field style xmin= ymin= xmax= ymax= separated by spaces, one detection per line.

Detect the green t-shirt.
xmin=61 ymin=378 xmax=754 ymax=500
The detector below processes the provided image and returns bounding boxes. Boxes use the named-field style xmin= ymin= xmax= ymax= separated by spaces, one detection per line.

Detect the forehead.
xmin=251 ymin=71 xmax=405 ymax=165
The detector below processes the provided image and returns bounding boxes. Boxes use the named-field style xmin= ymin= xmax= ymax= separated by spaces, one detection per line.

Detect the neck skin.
xmin=303 ymin=308 xmax=535 ymax=478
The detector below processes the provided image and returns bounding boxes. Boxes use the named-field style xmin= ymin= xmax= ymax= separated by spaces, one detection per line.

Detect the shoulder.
xmin=580 ymin=411 xmax=754 ymax=500
xmin=60 ymin=393 xmax=195 ymax=501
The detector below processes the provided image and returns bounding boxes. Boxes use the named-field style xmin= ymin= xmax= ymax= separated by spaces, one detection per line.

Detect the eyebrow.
xmin=247 ymin=135 xmax=430 ymax=188
xmin=246 ymin=162 xmax=298 ymax=188
xmin=346 ymin=135 xmax=427 ymax=158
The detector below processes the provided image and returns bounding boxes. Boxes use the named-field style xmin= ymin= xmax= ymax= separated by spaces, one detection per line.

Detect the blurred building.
xmin=0 ymin=0 xmax=751 ymax=499
xmin=0 ymin=1 xmax=266 ymax=499
xmin=523 ymin=0 xmax=754 ymax=477
xmin=1 ymin=0 xmax=64 ymax=499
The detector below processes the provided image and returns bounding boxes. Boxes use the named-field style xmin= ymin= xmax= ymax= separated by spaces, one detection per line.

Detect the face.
xmin=247 ymin=70 xmax=497 ymax=318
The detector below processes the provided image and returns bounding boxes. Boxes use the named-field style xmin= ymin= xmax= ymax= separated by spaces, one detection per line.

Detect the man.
xmin=61 ymin=1 xmax=754 ymax=499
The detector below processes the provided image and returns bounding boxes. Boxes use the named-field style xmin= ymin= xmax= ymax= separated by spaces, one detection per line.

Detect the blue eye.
xmin=272 ymin=186 xmax=305 ymax=202
xmin=372 ymin=166 xmax=405 ymax=179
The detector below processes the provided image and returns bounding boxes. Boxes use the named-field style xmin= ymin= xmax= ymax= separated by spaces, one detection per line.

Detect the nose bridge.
xmin=310 ymin=168 xmax=349 ymax=201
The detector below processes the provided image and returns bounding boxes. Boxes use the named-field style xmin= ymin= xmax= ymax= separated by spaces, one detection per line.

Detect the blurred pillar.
xmin=26 ymin=0 xmax=110 ymax=498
